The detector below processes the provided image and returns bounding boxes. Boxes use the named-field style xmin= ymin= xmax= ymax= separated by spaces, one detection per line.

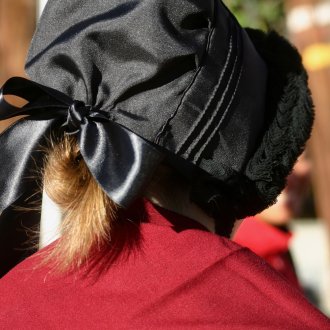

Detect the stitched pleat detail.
xmin=177 ymin=20 xmax=243 ymax=163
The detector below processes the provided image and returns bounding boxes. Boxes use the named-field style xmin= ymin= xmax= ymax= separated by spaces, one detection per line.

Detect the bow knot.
xmin=65 ymin=100 xmax=91 ymax=134
xmin=0 ymin=76 xmax=163 ymax=211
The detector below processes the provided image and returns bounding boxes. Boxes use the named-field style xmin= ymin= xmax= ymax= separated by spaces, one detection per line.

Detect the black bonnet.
xmin=0 ymin=0 xmax=313 ymax=236
xmin=26 ymin=0 xmax=267 ymax=166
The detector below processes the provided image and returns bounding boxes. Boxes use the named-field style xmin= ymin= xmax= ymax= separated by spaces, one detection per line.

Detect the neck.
xmin=145 ymin=164 xmax=216 ymax=233
xmin=146 ymin=189 xmax=215 ymax=233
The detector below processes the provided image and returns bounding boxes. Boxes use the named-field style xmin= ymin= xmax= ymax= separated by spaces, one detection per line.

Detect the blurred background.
xmin=0 ymin=0 xmax=330 ymax=316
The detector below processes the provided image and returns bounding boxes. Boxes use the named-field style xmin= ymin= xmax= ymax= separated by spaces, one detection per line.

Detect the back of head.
xmin=0 ymin=0 xmax=313 ymax=271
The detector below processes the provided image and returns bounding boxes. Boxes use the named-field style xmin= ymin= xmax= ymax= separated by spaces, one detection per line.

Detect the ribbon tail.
xmin=0 ymin=117 xmax=59 ymax=213
xmin=79 ymin=120 xmax=164 ymax=207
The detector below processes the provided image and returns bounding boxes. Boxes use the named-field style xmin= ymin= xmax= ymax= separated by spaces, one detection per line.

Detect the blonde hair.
xmin=42 ymin=135 xmax=198 ymax=272
xmin=43 ymin=135 xmax=118 ymax=271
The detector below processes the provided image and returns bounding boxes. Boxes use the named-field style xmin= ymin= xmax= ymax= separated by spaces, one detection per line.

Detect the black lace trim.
xmin=191 ymin=30 xmax=314 ymax=236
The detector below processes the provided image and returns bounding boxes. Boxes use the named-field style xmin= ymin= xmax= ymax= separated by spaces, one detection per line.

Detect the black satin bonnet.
xmin=0 ymin=0 xmax=313 ymax=236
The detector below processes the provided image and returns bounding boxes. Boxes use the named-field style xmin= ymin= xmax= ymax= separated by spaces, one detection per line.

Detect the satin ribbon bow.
xmin=0 ymin=77 xmax=163 ymax=212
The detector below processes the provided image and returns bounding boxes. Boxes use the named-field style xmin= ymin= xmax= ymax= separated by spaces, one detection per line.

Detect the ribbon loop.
xmin=0 ymin=77 xmax=73 ymax=123
xmin=0 ymin=77 xmax=93 ymax=135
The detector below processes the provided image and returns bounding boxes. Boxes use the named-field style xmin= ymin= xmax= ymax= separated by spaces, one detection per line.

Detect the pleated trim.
xmin=176 ymin=19 xmax=243 ymax=164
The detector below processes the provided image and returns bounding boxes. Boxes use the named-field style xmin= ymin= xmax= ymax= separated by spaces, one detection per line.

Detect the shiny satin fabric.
xmin=0 ymin=0 xmax=268 ymax=218
xmin=0 ymin=77 xmax=163 ymax=212
xmin=0 ymin=0 xmax=313 ymax=231
xmin=26 ymin=0 xmax=267 ymax=179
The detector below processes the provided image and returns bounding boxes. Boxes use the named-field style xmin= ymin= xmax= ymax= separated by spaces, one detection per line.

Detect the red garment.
xmin=0 ymin=201 xmax=329 ymax=329
xmin=233 ymin=217 xmax=300 ymax=288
